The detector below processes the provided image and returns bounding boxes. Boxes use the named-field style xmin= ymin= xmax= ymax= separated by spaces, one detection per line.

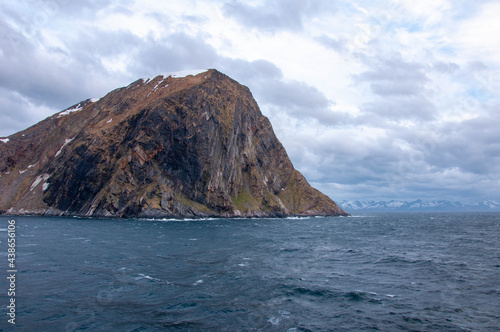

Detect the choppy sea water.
xmin=1 ymin=213 xmax=499 ymax=331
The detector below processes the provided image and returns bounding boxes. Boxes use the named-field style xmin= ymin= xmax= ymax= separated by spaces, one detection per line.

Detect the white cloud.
xmin=454 ymin=2 xmax=500 ymax=62
xmin=398 ymin=0 xmax=452 ymax=27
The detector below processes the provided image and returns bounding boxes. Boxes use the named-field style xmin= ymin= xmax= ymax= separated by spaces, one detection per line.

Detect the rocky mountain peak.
xmin=0 ymin=69 xmax=348 ymax=218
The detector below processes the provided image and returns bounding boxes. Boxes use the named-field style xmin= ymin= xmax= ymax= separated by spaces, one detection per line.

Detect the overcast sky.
xmin=1 ymin=0 xmax=499 ymax=203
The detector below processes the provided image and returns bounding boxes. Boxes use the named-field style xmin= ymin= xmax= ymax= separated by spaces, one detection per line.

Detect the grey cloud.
xmin=278 ymin=95 xmax=499 ymax=202
xmin=0 ymin=7 xmax=219 ymax=130
xmin=278 ymin=123 xmax=399 ymax=185
xmin=182 ymin=15 xmax=210 ymax=24
xmin=0 ymin=88 xmax=56 ymax=136
xmin=130 ymin=33 xmax=219 ymax=77
xmin=1 ymin=0 xmax=115 ymax=34
xmin=467 ymin=61 xmax=488 ymax=71
xmin=356 ymin=56 xmax=428 ymax=95
xmin=385 ymin=114 xmax=500 ymax=200
xmin=361 ymin=96 xmax=435 ymax=120
xmin=315 ymin=35 xmax=345 ymax=52
xmin=260 ymin=80 xmax=330 ymax=111
xmin=220 ymin=59 xmax=283 ymax=82
xmin=370 ymin=81 xmax=425 ymax=96
xmin=285 ymin=117 xmax=499 ymax=202
xmin=222 ymin=0 xmax=336 ymax=32
xmin=0 ymin=17 xmax=133 ymax=114
xmin=353 ymin=54 xmax=436 ymax=121
xmin=74 ymin=30 xmax=143 ymax=57
xmin=0 ymin=13 xmax=142 ymax=135
xmin=383 ymin=115 xmax=500 ymax=201
xmin=41 ymin=0 xmax=116 ymax=18
xmin=432 ymin=61 xmax=460 ymax=73
xmin=427 ymin=115 xmax=500 ymax=175
xmin=0 ymin=19 xmax=80 ymax=108
xmin=219 ymin=59 xmax=341 ymax=125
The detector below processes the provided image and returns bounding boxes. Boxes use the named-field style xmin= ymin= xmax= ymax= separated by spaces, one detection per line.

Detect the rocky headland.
xmin=0 ymin=69 xmax=348 ymax=218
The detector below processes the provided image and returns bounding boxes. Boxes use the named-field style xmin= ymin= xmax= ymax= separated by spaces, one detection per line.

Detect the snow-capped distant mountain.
xmin=340 ymin=200 xmax=500 ymax=212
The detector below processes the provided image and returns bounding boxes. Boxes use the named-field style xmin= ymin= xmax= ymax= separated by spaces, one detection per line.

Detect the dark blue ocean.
xmin=1 ymin=213 xmax=499 ymax=331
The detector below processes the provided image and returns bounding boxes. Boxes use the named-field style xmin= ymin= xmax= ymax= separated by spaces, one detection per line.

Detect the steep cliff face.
xmin=0 ymin=69 xmax=348 ymax=218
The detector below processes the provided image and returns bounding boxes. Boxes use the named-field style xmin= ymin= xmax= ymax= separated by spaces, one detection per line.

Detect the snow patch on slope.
xmin=30 ymin=174 xmax=51 ymax=191
xmin=144 ymin=69 xmax=208 ymax=82
xmin=147 ymin=79 xmax=168 ymax=97
xmin=144 ymin=69 xmax=208 ymax=97
xmin=19 ymin=163 xmax=38 ymax=174
xmin=58 ymin=103 xmax=84 ymax=118
xmin=163 ymin=69 xmax=208 ymax=78
xmin=55 ymin=138 xmax=74 ymax=157
xmin=0 ymin=138 xmax=9 ymax=143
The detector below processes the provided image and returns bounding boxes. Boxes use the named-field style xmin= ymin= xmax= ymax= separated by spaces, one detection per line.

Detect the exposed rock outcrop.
xmin=0 ymin=69 xmax=348 ymax=218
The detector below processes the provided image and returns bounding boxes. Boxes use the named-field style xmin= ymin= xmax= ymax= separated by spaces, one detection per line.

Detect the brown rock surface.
xmin=0 ymin=69 xmax=348 ymax=218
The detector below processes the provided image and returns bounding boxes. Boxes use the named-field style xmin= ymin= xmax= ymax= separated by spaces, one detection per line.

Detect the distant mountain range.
xmin=339 ymin=199 xmax=500 ymax=212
